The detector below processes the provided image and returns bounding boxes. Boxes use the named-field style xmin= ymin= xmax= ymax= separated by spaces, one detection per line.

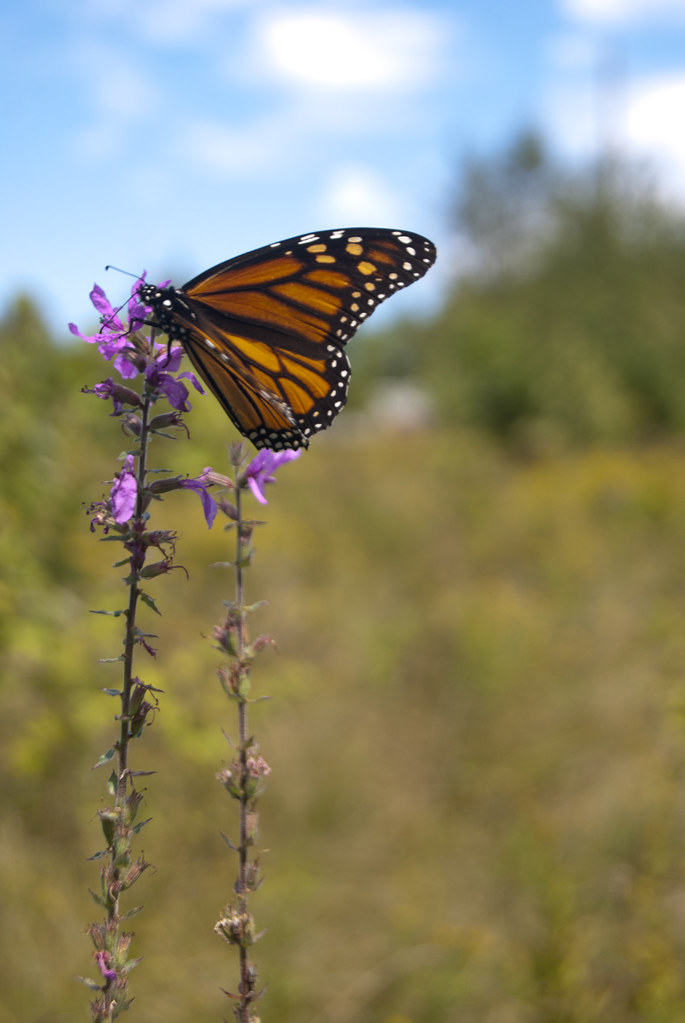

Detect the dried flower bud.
xmin=122 ymin=413 xmax=142 ymax=436
xmin=214 ymin=907 xmax=254 ymax=946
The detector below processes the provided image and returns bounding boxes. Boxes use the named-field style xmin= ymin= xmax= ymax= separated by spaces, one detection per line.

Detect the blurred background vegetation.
xmin=4 ymin=135 xmax=685 ymax=1022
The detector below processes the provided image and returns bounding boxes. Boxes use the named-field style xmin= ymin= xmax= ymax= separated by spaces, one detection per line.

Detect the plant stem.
xmin=118 ymin=396 xmax=150 ymax=804
xmin=90 ymin=393 xmax=153 ymax=1023
xmin=235 ymin=480 xmax=252 ymax=1022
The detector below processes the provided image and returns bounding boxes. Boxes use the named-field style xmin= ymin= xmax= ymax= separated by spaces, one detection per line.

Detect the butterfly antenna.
xmin=99 ymin=268 xmax=145 ymax=332
xmin=104 ymin=265 xmax=140 ymax=279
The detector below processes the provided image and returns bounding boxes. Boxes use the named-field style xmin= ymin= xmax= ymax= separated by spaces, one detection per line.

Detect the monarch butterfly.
xmin=138 ymin=227 xmax=436 ymax=451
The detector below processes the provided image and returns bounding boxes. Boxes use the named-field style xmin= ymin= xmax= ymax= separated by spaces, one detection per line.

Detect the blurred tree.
xmin=452 ymin=129 xmax=557 ymax=280
xmin=362 ymin=131 xmax=685 ymax=450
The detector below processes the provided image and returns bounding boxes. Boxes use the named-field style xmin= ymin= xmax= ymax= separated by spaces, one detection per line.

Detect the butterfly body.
xmin=138 ymin=227 xmax=436 ymax=450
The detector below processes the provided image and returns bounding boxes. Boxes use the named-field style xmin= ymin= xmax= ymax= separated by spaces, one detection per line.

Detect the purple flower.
xmin=95 ymin=950 xmax=118 ymax=985
xmin=89 ymin=282 xmax=126 ymax=332
xmin=69 ymin=280 xmax=146 ymax=379
xmin=111 ymin=455 xmax=137 ymax=523
xmin=84 ymin=378 xmax=143 ymax=415
xmin=145 ymin=355 xmax=191 ymax=412
xmin=77 ymin=276 xmax=208 ymax=411
xmin=128 ymin=275 xmax=152 ymax=331
xmin=112 ymin=351 xmax=140 ymax=380
xmin=152 ymin=343 xmax=183 ymax=374
xmin=178 ymin=370 xmax=205 ymax=395
xmin=178 ymin=468 xmax=218 ymax=527
xmin=150 ymin=344 xmax=205 ymax=398
xmin=243 ymin=449 xmax=301 ymax=505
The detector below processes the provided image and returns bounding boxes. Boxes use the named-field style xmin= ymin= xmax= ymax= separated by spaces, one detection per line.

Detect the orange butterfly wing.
xmin=140 ymin=228 xmax=436 ymax=450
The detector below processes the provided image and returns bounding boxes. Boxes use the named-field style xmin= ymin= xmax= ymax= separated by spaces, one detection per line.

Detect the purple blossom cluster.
xmin=74 ymin=278 xmax=300 ymax=531
xmin=71 ymin=277 xmax=203 ymax=409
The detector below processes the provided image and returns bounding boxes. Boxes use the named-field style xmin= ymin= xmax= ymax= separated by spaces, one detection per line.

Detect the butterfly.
xmin=138 ymin=227 xmax=436 ymax=451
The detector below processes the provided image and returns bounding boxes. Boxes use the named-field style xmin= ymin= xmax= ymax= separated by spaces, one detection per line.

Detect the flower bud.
xmin=149 ymin=411 xmax=186 ymax=432
xmin=139 ymin=559 xmax=173 ymax=579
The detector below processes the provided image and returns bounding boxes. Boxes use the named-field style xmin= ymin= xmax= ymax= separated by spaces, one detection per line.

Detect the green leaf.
xmin=92 ymin=747 xmax=116 ymax=769
xmin=86 ymin=849 xmax=109 ymax=863
xmin=76 ymin=975 xmax=103 ymax=992
xmin=121 ymin=905 xmax=144 ymax=921
xmin=140 ymin=591 xmax=161 ymax=616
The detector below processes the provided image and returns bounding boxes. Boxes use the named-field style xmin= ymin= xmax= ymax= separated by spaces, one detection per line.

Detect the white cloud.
xmin=541 ymin=78 xmax=598 ymax=158
xmin=315 ymin=164 xmax=405 ymax=225
xmin=545 ymin=32 xmax=602 ymax=72
xmin=562 ymin=0 xmax=685 ymax=25
xmin=137 ymin=0 xmax=254 ymax=45
xmin=179 ymin=118 xmax=275 ymax=173
xmin=254 ymin=8 xmax=448 ymax=91
xmin=175 ymin=81 xmax=435 ymax=180
xmin=65 ymin=36 xmax=161 ymax=160
xmin=66 ymin=32 xmax=161 ymax=117
xmin=81 ymin=0 xmax=253 ymax=45
xmin=543 ymin=32 xmax=630 ymax=152
xmin=544 ymin=68 xmax=685 ymax=203
xmin=621 ymin=73 xmax=685 ymax=197
xmin=95 ymin=64 xmax=159 ymax=119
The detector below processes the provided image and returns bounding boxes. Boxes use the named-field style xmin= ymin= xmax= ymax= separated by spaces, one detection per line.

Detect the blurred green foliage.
xmin=4 ymin=141 xmax=685 ymax=1021
xmin=364 ymin=132 xmax=685 ymax=453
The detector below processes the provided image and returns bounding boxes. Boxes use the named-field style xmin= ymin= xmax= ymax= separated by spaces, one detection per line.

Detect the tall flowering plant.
xmin=212 ymin=445 xmax=298 ymax=1020
xmin=72 ymin=279 xmax=299 ymax=1022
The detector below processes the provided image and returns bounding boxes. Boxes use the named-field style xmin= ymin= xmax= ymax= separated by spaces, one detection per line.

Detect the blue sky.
xmin=3 ymin=0 xmax=685 ymax=334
